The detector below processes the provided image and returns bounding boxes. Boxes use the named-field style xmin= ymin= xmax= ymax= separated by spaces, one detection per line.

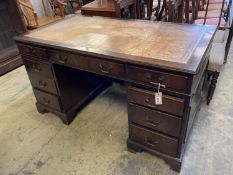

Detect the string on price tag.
xmin=155 ymin=83 xmax=162 ymax=105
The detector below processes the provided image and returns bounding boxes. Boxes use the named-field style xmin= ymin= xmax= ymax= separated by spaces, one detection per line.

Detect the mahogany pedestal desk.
xmin=15 ymin=16 xmax=215 ymax=172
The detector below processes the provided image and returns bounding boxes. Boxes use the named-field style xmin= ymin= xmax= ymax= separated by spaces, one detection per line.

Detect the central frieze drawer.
xmin=34 ymin=89 xmax=61 ymax=111
xmin=128 ymin=66 xmax=188 ymax=92
xmin=29 ymin=73 xmax=58 ymax=94
xmin=18 ymin=44 xmax=47 ymax=59
xmin=89 ymin=58 xmax=125 ymax=77
xmin=129 ymin=124 xmax=178 ymax=156
xmin=128 ymin=87 xmax=185 ymax=117
xmin=23 ymin=59 xmax=53 ymax=78
xmin=48 ymin=50 xmax=89 ymax=69
xmin=128 ymin=103 xmax=182 ymax=137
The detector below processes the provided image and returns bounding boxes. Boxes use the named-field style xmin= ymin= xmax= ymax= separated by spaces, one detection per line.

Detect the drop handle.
xmin=99 ymin=64 xmax=113 ymax=74
xmin=148 ymin=81 xmax=166 ymax=88
xmin=146 ymin=74 xmax=166 ymax=87
xmin=42 ymin=98 xmax=50 ymax=105
xmin=57 ymin=55 xmax=68 ymax=64
xmin=146 ymin=116 xmax=160 ymax=127
xmin=32 ymin=64 xmax=41 ymax=72
xmin=145 ymin=97 xmax=150 ymax=103
xmin=30 ymin=48 xmax=36 ymax=54
xmin=38 ymin=80 xmax=47 ymax=88
xmin=145 ymin=137 xmax=159 ymax=147
xmin=145 ymin=98 xmax=156 ymax=108
xmin=27 ymin=46 xmax=36 ymax=54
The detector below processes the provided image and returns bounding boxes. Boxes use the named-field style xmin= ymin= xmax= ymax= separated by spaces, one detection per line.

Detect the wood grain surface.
xmin=16 ymin=15 xmax=216 ymax=74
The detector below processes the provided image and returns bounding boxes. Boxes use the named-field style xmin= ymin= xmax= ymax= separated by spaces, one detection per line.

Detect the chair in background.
xmin=166 ymin=0 xmax=183 ymax=22
xmin=138 ymin=0 xmax=183 ymax=22
xmin=48 ymin=0 xmax=68 ymax=17
xmin=206 ymin=19 xmax=233 ymax=104
xmin=67 ymin=0 xmax=86 ymax=13
xmin=207 ymin=29 xmax=228 ymax=104
xmin=137 ymin=0 xmax=153 ymax=20
xmin=194 ymin=0 xmax=231 ymax=25
xmin=185 ymin=0 xmax=230 ymax=24
xmin=17 ymin=0 xmax=66 ymax=29
xmin=189 ymin=0 xmax=233 ymax=104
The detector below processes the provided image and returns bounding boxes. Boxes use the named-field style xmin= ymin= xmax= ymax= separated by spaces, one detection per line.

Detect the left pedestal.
xmin=18 ymin=43 xmax=111 ymax=124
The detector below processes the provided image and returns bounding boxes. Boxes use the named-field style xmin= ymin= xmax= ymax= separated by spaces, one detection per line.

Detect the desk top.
xmin=16 ymin=15 xmax=216 ymax=74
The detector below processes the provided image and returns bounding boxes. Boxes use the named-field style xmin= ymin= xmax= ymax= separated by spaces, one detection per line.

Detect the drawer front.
xmin=34 ymin=89 xmax=61 ymax=111
xmin=128 ymin=66 xmax=188 ymax=92
xmin=128 ymin=87 xmax=185 ymax=116
xmin=128 ymin=103 xmax=182 ymax=137
xmin=89 ymin=58 xmax=125 ymax=77
xmin=48 ymin=50 xmax=89 ymax=69
xmin=129 ymin=124 xmax=178 ymax=156
xmin=24 ymin=59 xmax=53 ymax=78
xmin=18 ymin=44 xmax=47 ymax=58
xmin=29 ymin=74 xmax=58 ymax=94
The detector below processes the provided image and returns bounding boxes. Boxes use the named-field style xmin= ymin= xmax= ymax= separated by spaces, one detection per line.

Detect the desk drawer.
xmin=24 ymin=59 xmax=53 ymax=78
xmin=89 ymin=58 xmax=125 ymax=77
xmin=128 ymin=104 xmax=182 ymax=137
xmin=29 ymin=74 xmax=58 ymax=94
xmin=48 ymin=50 xmax=88 ymax=69
xmin=18 ymin=44 xmax=47 ymax=59
xmin=129 ymin=124 xmax=178 ymax=156
xmin=34 ymin=89 xmax=61 ymax=111
xmin=128 ymin=87 xmax=185 ymax=116
xmin=128 ymin=66 xmax=188 ymax=92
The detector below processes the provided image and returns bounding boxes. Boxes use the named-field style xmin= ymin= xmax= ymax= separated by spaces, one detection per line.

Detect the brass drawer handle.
xmin=57 ymin=55 xmax=68 ymax=64
xmin=145 ymin=137 xmax=159 ymax=147
xmin=148 ymin=81 xmax=166 ymax=88
xmin=31 ymin=48 xmax=36 ymax=54
xmin=158 ymin=76 xmax=165 ymax=82
xmin=99 ymin=64 xmax=113 ymax=74
xmin=32 ymin=64 xmax=41 ymax=72
xmin=42 ymin=98 xmax=50 ymax=105
xmin=145 ymin=97 xmax=150 ymax=103
xmin=39 ymin=80 xmax=47 ymax=88
xmin=146 ymin=74 xmax=166 ymax=88
xmin=27 ymin=46 xmax=36 ymax=54
xmin=146 ymin=116 xmax=160 ymax=127
xmin=145 ymin=98 xmax=157 ymax=108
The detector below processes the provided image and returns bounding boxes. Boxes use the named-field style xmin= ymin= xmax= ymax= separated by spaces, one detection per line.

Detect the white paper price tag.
xmin=155 ymin=92 xmax=162 ymax=105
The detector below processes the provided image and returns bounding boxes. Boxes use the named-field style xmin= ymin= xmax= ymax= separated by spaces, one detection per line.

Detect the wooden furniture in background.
xmin=207 ymin=19 xmax=233 ymax=104
xmin=48 ymin=0 xmax=67 ymax=17
xmin=49 ymin=0 xmax=84 ymax=15
xmin=166 ymin=0 xmax=183 ymax=22
xmin=190 ymin=0 xmax=232 ymax=104
xmin=15 ymin=16 xmax=215 ymax=172
xmin=184 ymin=0 xmax=199 ymax=23
xmin=184 ymin=0 xmax=226 ymax=23
xmin=192 ymin=0 xmax=231 ymax=25
xmin=67 ymin=0 xmax=88 ymax=13
xmin=138 ymin=0 xmax=183 ymax=22
xmin=81 ymin=0 xmax=137 ymax=18
xmin=17 ymin=0 xmax=65 ymax=29
xmin=0 ymin=0 xmax=26 ymax=76
xmin=137 ymin=0 xmax=153 ymax=19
